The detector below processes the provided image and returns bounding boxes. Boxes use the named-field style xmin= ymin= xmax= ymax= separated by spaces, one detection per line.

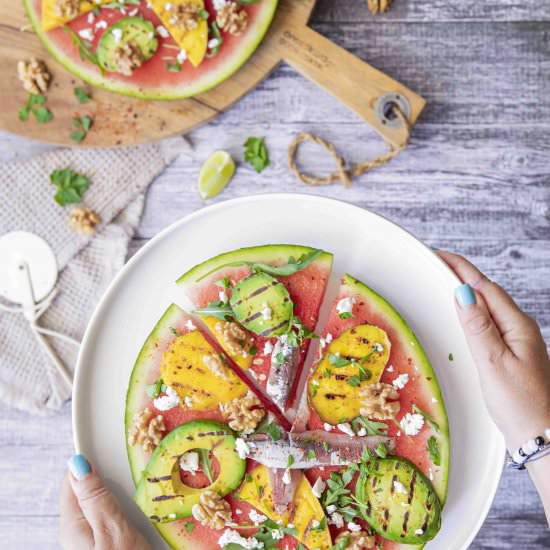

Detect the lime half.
xmin=198 ymin=150 xmax=236 ymax=199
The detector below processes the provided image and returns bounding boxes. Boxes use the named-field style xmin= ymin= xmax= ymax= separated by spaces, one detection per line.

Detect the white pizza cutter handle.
xmin=15 ymin=261 xmax=73 ymax=388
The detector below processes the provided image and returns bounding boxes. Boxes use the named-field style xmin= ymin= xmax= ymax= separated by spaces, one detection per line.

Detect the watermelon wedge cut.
xmin=24 ymin=0 xmax=278 ymax=99
xmin=304 ymin=274 xmax=450 ymax=549
xmin=176 ymin=245 xmax=334 ymax=412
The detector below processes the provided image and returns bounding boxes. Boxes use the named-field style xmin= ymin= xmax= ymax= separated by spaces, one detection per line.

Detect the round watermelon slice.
xmin=24 ymin=0 xmax=278 ymax=99
xmin=305 ymin=274 xmax=450 ymax=550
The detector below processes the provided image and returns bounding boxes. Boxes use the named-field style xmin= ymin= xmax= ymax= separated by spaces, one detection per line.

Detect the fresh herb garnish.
xmin=198 ymin=448 xmax=214 ymax=483
xmin=215 ymin=277 xmax=232 ymax=289
xmin=206 ymin=22 xmax=223 ymax=56
xmin=328 ymin=353 xmax=351 ymax=368
xmin=184 ymin=521 xmax=195 ymax=534
xmin=322 ymin=468 xmax=359 ymax=522
xmin=255 ymin=421 xmax=282 ymax=441
xmin=70 ymin=115 xmax=93 ymax=143
xmin=50 ymin=168 xmax=91 ymax=206
xmin=18 ymin=93 xmax=53 ymax=123
xmin=145 ymin=378 xmax=165 ymax=399
xmin=347 ymin=375 xmax=361 ymax=387
xmin=244 ymin=136 xmax=269 ymax=173
xmin=375 ymin=442 xmax=388 ymax=458
xmin=427 ymin=435 xmax=441 ymax=466
xmin=193 ymin=300 xmax=234 ymax=320
xmin=165 ymin=60 xmax=182 ymax=72
xmin=311 ymin=517 xmax=327 ymax=530
xmin=287 ymin=454 xmax=295 ymax=467
xmin=249 ymin=345 xmax=257 ymax=356
xmin=74 ymin=86 xmax=92 ymax=104
xmin=306 ymin=449 xmax=316 ymax=461
xmin=412 ymin=404 xmax=440 ymax=433
xmin=448 ymin=352 xmax=454 ymax=361
xmin=331 ymin=536 xmax=350 ymax=550
xmin=339 ymin=312 xmax=353 ymax=320
xmin=63 ymin=27 xmax=104 ymax=73
xmin=322 ymin=441 xmax=330 ymax=453
xmin=169 ymin=326 xmax=178 ymax=336
xmin=351 ymin=416 xmax=388 ymax=436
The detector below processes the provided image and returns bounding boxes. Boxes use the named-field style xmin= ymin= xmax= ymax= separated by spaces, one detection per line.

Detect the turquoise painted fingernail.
xmin=455 ymin=283 xmax=476 ymax=308
xmin=68 ymin=454 xmax=91 ymax=480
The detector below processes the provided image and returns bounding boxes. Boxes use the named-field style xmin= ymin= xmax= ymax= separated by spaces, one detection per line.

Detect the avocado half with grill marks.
xmin=355 ymin=457 xmax=442 ymax=544
xmin=134 ymin=420 xmax=245 ymax=523
xmin=229 ymin=272 xmax=294 ymax=337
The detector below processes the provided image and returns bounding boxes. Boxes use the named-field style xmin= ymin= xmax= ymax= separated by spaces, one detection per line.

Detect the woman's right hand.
xmin=439 ymin=251 xmax=550 ymax=452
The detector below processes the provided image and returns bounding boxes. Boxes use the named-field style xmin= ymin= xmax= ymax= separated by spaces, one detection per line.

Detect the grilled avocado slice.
xmin=229 ymin=272 xmax=293 ymax=337
xmin=355 ymin=457 xmax=442 ymax=544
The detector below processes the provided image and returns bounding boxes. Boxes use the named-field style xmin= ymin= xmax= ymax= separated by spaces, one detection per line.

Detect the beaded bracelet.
xmin=510 ymin=429 xmax=550 ymax=470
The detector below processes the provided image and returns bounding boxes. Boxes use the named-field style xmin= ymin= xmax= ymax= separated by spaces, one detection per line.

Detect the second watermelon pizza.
xmin=125 ymin=244 xmax=450 ymax=550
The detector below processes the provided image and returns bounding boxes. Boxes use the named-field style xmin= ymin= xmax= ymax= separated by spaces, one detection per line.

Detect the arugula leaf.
xmin=375 ymin=442 xmax=388 ymax=458
xmin=70 ymin=115 xmax=93 ymax=143
xmin=244 ymin=136 xmax=269 ymax=173
xmin=351 ymin=416 xmax=388 ymax=436
xmin=206 ymin=22 xmax=223 ymax=57
xmin=165 ymin=60 xmax=182 ymax=72
xmin=145 ymin=378 xmax=164 ymax=399
xmin=412 ymin=404 xmax=440 ymax=433
xmin=198 ymin=448 xmax=214 ymax=483
xmin=328 ymin=353 xmax=351 ymax=368
xmin=287 ymin=454 xmax=295 ymax=467
xmin=427 ymin=436 xmax=441 ymax=466
xmin=193 ymin=300 xmax=234 ymax=320
xmin=74 ymin=86 xmax=92 ymax=104
xmin=63 ymin=27 xmax=104 ymax=73
xmin=50 ymin=168 xmax=91 ymax=206
xmin=184 ymin=521 xmax=195 ymax=533
xmin=339 ymin=312 xmax=353 ymax=320
xmin=169 ymin=327 xmax=178 ymax=336
xmin=330 ymin=537 xmax=350 ymax=550
xmin=215 ymin=277 xmax=232 ymax=289
xmin=347 ymin=375 xmax=361 ymax=387
xmin=255 ymin=421 xmax=282 ymax=441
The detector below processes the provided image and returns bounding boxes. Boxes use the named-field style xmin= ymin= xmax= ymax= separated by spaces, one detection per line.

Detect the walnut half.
xmin=192 ymin=490 xmax=232 ymax=530
xmin=17 ymin=58 xmax=51 ymax=95
xmin=216 ymin=2 xmax=248 ymax=36
xmin=68 ymin=207 xmax=101 ymax=235
xmin=367 ymin=0 xmax=393 ymax=14
xmin=359 ymin=382 xmax=400 ymax=420
xmin=220 ymin=391 xmax=265 ymax=433
xmin=128 ymin=408 xmax=166 ymax=453
xmin=113 ymin=42 xmax=144 ymax=76
xmin=335 ymin=530 xmax=376 ymax=550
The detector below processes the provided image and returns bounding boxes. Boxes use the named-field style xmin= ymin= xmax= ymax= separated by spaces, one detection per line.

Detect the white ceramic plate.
xmin=73 ymin=193 xmax=505 ymax=550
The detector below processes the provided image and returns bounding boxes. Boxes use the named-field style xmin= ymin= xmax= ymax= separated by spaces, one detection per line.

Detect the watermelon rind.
xmin=23 ymin=0 xmax=279 ymax=100
xmin=125 ymin=303 xmax=193 ymax=550
xmin=176 ymin=244 xmax=334 ymax=288
xmin=342 ymin=274 xmax=450 ymax=505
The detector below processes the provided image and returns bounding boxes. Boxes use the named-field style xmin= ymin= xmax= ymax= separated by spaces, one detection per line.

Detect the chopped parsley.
xmin=18 ymin=93 xmax=53 ymax=123
xmin=427 ymin=436 xmax=441 ymax=466
xmin=338 ymin=312 xmax=353 ymax=320
xmin=70 ymin=115 xmax=93 ymax=144
xmin=74 ymin=86 xmax=92 ymax=104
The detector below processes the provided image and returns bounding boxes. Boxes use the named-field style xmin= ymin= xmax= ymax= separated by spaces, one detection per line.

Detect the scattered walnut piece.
xmin=17 ymin=58 xmax=51 ymax=95
xmin=214 ymin=320 xmax=253 ymax=357
xmin=336 ymin=530 xmax=376 ymax=550
xmin=168 ymin=3 xmax=200 ymax=30
xmin=202 ymin=353 xmax=229 ymax=379
xmin=359 ymin=382 xmax=400 ymax=420
xmin=216 ymin=2 xmax=248 ymax=36
xmin=128 ymin=408 xmax=166 ymax=453
xmin=54 ymin=0 xmax=80 ymax=18
xmin=367 ymin=0 xmax=393 ymax=14
xmin=192 ymin=490 xmax=232 ymax=530
xmin=112 ymin=42 xmax=144 ymax=76
xmin=220 ymin=390 xmax=265 ymax=433
xmin=68 ymin=207 xmax=101 ymax=235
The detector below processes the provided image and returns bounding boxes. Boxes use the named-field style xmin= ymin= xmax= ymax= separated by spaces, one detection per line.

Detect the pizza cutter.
xmin=0 ymin=231 xmax=74 ymax=387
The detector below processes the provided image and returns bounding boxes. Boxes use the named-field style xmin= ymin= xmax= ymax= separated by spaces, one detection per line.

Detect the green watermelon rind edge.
xmin=124 ymin=303 xmax=188 ymax=550
xmin=342 ymin=273 xmax=451 ymax=506
xmin=176 ymin=244 xmax=334 ymax=287
xmin=23 ymin=0 xmax=279 ymax=100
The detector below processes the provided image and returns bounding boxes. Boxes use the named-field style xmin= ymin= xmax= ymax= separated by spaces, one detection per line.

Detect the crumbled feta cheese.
xmin=393 ymin=373 xmax=410 ymax=390
xmin=164 ymin=2 xmax=173 ymax=10
xmin=87 ymin=12 xmax=95 ymax=24
xmin=78 ymin=28 xmax=94 ymax=41
xmin=219 ymin=289 xmax=229 ymax=303
xmin=373 ymin=342 xmax=384 ymax=353
xmin=236 ymin=509 xmax=242 ymax=515
xmin=319 ymin=337 xmax=326 ymax=349
xmin=393 ymin=480 xmax=407 ymax=494
xmin=323 ymin=423 xmax=333 ymax=432
xmin=179 ymin=451 xmax=199 ymax=473
xmin=235 ymin=438 xmax=250 ymax=459
xmin=429 ymin=468 xmax=434 ymax=481
xmin=325 ymin=333 xmax=333 ymax=344
xmin=112 ymin=28 xmax=123 ymax=42
xmin=185 ymin=319 xmax=196 ymax=331
xmin=271 ymin=530 xmax=284 ymax=540
xmin=156 ymin=25 xmax=169 ymax=38
xmin=400 ymin=412 xmax=425 ymax=436
xmin=415 ymin=528 xmax=424 ymax=535
xmin=312 ymin=380 xmax=320 ymax=386
xmin=337 ymin=422 xmax=355 ymax=437
xmin=218 ymin=529 xmax=264 ymax=549
xmin=287 ymin=523 xmax=294 ymax=529
xmin=153 ymin=386 xmax=180 ymax=411
xmin=347 ymin=521 xmax=361 ymax=532
xmin=325 ymin=505 xmax=337 ymax=514
xmin=329 ymin=512 xmax=344 ymax=528
xmin=183 ymin=395 xmax=194 ymax=408
xmin=168 ymin=513 xmax=177 ymax=519
xmin=208 ymin=37 xmax=221 ymax=50
xmin=311 ymin=477 xmax=326 ymax=498
xmin=95 ymin=20 xmax=107 ymax=30
xmin=213 ymin=0 xmax=227 ymax=10
xmin=282 ymin=469 xmax=292 ymax=485
xmin=258 ymin=373 xmax=266 ymax=382
xmin=128 ymin=8 xmax=138 ymax=16
xmin=357 ymin=427 xmax=367 ymax=437
xmin=432 ymin=397 xmax=438 ymax=403
xmin=248 ymin=509 xmax=267 ymax=525
xmin=330 ymin=451 xmax=340 ymax=465
xmin=176 ymin=49 xmax=187 ymax=63
xmin=263 ymin=341 xmax=274 ymax=355
xmin=260 ymin=303 xmax=272 ymax=321
xmin=311 ymin=520 xmax=320 ymax=529
xmin=396 ymin=430 xmax=401 ymax=437
xmin=387 ymin=365 xmax=395 ymax=373
xmin=336 ymin=297 xmax=355 ymax=316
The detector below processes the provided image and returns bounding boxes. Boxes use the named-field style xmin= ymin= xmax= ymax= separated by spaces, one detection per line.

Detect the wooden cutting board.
xmin=0 ymin=0 xmax=425 ymax=147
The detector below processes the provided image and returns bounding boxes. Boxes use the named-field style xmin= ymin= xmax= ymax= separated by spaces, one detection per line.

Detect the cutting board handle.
xmin=277 ymin=24 xmax=425 ymax=147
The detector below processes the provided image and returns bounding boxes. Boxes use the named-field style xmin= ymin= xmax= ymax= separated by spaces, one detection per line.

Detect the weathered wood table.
xmin=1 ymin=0 xmax=549 ymax=548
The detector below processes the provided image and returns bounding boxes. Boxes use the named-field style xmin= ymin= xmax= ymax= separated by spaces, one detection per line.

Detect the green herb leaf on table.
xmin=74 ymin=86 xmax=92 ymax=104
xmin=70 ymin=115 xmax=93 ymax=144
xmin=19 ymin=93 xmax=53 ymax=124
xmin=50 ymin=168 xmax=91 ymax=206
xmin=427 ymin=435 xmax=441 ymax=466
xmin=244 ymin=136 xmax=269 ymax=173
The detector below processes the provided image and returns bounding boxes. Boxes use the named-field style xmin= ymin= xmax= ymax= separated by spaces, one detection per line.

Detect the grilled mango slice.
xmin=308 ymin=324 xmax=391 ymax=424
xmin=355 ymin=457 xmax=442 ymax=544
xmin=160 ymin=330 xmax=248 ymax=410
xmin=238 ymin=465 xmax=332 ymax=550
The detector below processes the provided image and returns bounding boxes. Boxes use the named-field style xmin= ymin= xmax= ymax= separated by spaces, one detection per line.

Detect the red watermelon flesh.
xmin=25 ymin=0 xmax=278 ymax=99
xmin=177 ymin=245 xmax=334 ymax=411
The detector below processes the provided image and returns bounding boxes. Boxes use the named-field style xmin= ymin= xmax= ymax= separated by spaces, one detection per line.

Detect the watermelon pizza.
xmin=125 ymin=244 xmax=450 ymax=550
xmin=24 ymin=0 xmax=278 ymax=99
